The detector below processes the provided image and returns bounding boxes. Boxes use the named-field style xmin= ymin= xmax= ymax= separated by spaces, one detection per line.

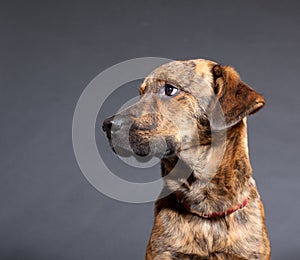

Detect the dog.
xmin=102 ymin=59 xmax=270 ymax=259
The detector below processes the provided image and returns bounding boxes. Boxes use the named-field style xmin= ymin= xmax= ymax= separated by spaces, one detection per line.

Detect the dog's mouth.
xmin=128 ymin=134 xmax=178 ymax=158
xmin=106 ymin=138 xmax=177 ymax=163
xmin=109 ymin=143 xmax=133 ymax=157
xmin=102 ymin=114 xmax=179 ymax=158
xmin=104 ymin=128 xmax=178 ymax=159
xmin=103 ymin=117 xmax=209 ymax=160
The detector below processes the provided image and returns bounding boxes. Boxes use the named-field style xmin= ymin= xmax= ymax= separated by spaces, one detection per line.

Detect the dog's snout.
xmin=102 ymin=115 xmax=124 ymax=137
xmin=102 ymin=116 xmax=113 ymax=133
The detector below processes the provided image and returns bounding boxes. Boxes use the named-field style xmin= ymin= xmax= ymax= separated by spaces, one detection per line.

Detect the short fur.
xmin=103 ymin=59 xmax=270 ymax=259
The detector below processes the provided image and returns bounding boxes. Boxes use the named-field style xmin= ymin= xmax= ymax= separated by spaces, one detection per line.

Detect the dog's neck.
xmin=160 ymin=119 xmax=255 ymax=217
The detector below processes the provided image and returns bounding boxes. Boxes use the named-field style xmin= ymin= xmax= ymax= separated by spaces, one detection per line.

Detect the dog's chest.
xmin=157 ymin=211 xmax=230 ymax=255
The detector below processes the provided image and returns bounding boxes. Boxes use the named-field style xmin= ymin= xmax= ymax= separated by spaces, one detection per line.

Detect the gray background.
xmin=1 ymin=1 xmax=299 ymax=259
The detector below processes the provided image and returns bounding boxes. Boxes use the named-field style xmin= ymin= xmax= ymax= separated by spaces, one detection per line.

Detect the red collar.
xmin=180 ymin=198 xmax=248 ymax=219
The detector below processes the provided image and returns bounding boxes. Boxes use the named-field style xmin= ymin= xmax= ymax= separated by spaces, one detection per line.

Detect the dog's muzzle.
xmin=102 ymin=115 xmax=122 ymax=140
xmin=102 ymin=114 xmax=178 ymax=158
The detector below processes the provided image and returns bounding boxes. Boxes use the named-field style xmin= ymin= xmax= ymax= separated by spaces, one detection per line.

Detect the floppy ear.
xmin=211 ymin=64 xmax=265 ymax=129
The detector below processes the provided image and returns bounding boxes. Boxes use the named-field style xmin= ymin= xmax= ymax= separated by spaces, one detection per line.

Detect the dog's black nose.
xmin=102 ymin=115 xmax=123 ymax=139
xmin=102 ymin=116 xmax=113 ymax=133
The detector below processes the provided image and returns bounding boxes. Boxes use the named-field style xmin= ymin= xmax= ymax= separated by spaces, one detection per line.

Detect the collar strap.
xmin=181 ymin=198 xmax=248 ymax=219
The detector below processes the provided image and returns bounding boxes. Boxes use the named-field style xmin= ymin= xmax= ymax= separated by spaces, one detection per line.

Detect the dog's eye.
xmin=164 ymin=84 xmax=179 ymax=96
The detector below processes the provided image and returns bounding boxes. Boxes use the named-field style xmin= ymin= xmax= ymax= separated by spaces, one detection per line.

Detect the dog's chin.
xmin=130 ymin=142 xmax=151 ymax=157
xmin=108 ymin=136 xmax=179 ymax=159
xmin=108 ymin=141 xmax=154 ymax=162
xmin=133 ymin=149 xmax=177 ymax=160
xmin=130 ymin=142 xmax=178 ymax=159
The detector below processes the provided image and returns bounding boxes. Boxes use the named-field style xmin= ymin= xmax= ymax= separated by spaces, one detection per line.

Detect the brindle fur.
xmin=103 ymin=59 xmax=270 ymax=259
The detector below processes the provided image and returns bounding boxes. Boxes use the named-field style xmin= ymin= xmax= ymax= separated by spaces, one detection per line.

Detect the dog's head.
xmin=102 ymin=59 xmax=264 ymax=159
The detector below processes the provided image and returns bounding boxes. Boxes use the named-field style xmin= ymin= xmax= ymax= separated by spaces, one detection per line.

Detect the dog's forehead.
xmin=145 ymin=59 xmax=217 ymax=89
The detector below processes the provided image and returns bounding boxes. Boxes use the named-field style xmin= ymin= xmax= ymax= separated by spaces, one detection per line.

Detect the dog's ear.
xmin=211 ymin=64 xmax=265 ymax=129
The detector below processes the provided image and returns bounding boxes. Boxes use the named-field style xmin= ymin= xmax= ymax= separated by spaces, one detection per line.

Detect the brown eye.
xmin=164 ymin=84 xmax=179 ymax=96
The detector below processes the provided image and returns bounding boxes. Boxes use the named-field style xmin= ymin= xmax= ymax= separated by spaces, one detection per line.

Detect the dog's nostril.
xmin=102 ymin=117 xmax=113 ymax=133
xmin=102 ymin=116 xmax=124 ymax=134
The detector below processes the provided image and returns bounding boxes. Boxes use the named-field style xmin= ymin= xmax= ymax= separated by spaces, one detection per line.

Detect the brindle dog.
xmin=102 ymin=59 xmax=270 ymax=259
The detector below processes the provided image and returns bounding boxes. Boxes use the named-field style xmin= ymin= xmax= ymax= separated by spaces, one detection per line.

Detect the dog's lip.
xmin=109 ymin=144 xmax=133 ymax=157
